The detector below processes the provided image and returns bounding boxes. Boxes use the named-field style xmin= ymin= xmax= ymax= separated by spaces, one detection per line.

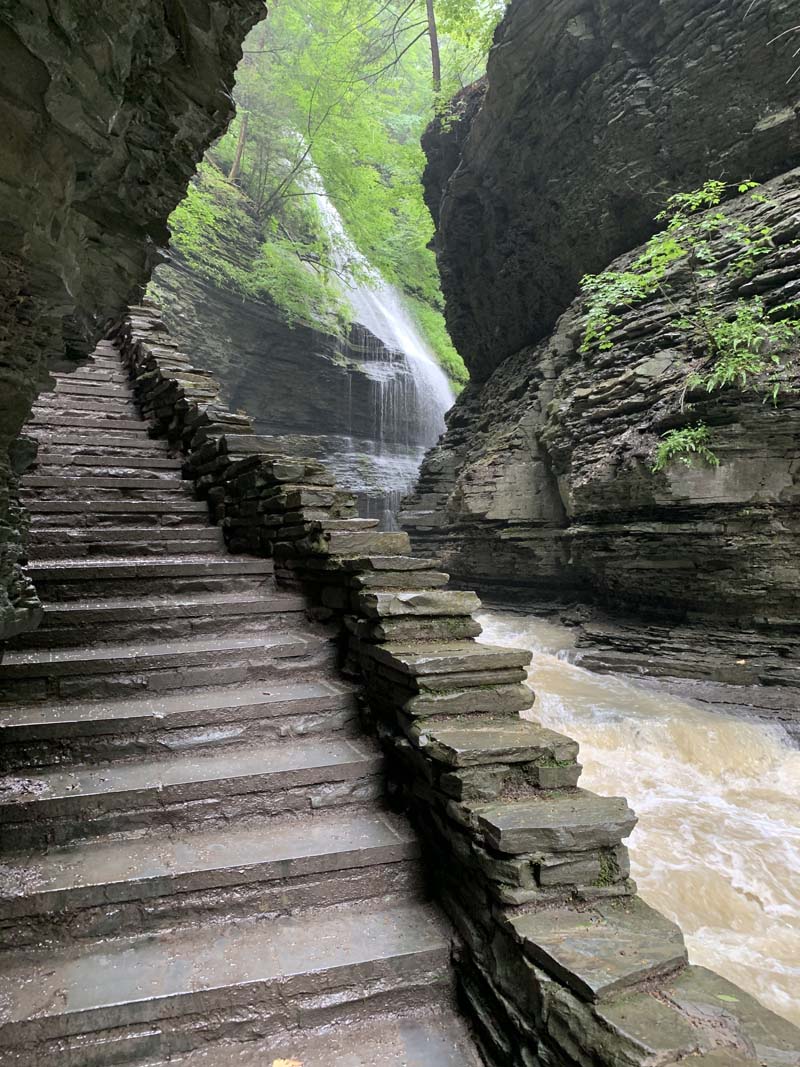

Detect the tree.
xmin=426 ymin=0 xmax=442 ymax=92
xmin=228 ymin=111 xmax=248 ymax=184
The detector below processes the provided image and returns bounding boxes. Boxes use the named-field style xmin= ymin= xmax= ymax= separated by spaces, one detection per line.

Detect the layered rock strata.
xmin=113 ymin=303 xmax=800 ymax=1067
xmin=406 ymin=0 xmax=800 ymax=692
xmin=405 ymin=167 xmax=800 ymax=698
xmin=151 ymin=259 xmax=436 ymax=520
xmin=428 ymin=0 xmax=800 ymax=381
xmin=0 ymin=0 xmax=265 ymax=641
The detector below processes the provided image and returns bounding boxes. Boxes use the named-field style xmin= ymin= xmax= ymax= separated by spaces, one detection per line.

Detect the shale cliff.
xmin=405 ymin=0 xmax=800 ymax=696
xmin=152 ymin=254 xmax=441 ymax=523
xmin=0 ymin=0 xmax=265 ymax=641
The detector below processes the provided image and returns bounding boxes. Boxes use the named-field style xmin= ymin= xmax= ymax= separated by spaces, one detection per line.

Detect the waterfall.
xmin=304 ymin=161 xmax=454 ymax=525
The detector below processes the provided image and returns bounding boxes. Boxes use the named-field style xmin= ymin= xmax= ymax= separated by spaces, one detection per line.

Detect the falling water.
xmin=478 ymin=609 xmax=800 ymax=1027
xmin=305 ymin=161 xmax=454 ymax=525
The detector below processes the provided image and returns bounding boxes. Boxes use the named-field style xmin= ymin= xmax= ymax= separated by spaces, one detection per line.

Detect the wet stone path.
xmin=0 ymin=342 xmax=483 ymax=1066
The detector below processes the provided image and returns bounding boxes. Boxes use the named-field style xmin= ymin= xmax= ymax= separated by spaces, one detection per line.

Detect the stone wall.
xmin=0 ymin=0 xmax=265 ymax=642
xmin=112 ymin=302 xmax=800 ymax=1067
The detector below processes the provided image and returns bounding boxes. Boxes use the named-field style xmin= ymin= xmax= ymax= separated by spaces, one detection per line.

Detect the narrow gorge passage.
xmin=0 ymin=344 xmax=481 ymax=1066
xmin=478 ymin=610 xmax=800 ymax=1027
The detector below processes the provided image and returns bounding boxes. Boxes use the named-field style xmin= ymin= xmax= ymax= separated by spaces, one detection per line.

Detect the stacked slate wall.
xmin=112 ymin=303 xmax=800 ymax=1067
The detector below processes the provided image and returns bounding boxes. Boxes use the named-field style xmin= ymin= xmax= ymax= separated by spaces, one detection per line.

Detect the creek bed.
xmin=478 ymin=609 xmax=800 ymax=1026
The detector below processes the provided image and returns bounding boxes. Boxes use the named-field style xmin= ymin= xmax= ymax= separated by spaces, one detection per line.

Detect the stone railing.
xmin=113 ymin=303 xmax=799 ymax=1067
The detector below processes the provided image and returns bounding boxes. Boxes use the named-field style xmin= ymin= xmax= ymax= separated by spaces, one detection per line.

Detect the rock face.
xmin=152 ymin=259 xmax=443 ymax=523
xmin=405 ymin=168 xmax=800 ymax=689
xmin=0 ymin=0 xmax=265 ymax=641
xmin=428 ymin=0 xmax=800 ymax=381
xmin=407 ymin=0 xmax=800 ymax=689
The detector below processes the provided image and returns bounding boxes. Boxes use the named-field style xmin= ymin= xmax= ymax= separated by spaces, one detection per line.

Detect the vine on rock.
xmin=579 ymin=180 xmax=800 ymax=471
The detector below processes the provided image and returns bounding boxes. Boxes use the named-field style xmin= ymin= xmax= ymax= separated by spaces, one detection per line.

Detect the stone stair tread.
xmin=31 ymin=431 xmax=162 ymax=446
xmin=0 ymin=677 xmax=352 ymax=735
xmin=474 ymin=787 xmax=637 ymax=854
xmin=0 ymin=735 xmax=380 ymax=811
xmin=40 ymin=590 xmax=304 ymax=622
xmin=158 ymin=1011 xmax=483 ymax=1067
xmin=0 ymin=808 xmax=417 ymax=916
xmin=24 ymin=474 xmax=184 ymax=488
xmin=33 ymin=455 xmax=183 ymax=470
xmin=415 ymin=714 xmax=578 ymax=767
xmin=508 ymin=897 xmax=687 ymax=1002
xmin=27 ymin=416 xmax=148 ymax=431
xmin=26 ymin=557 xmax=274 ymax=578
xmin=30 ymin=527 xmax=219 ymax=543
xmin=26 ymin=499 xmax=208 ymax=513
xmin=368 ymin=640 xmax=533 ymax=676
xmin=0 ymin=900 xmax=448 ymax=1039
xmin=0 ymin=631 xmax=306 ymax=675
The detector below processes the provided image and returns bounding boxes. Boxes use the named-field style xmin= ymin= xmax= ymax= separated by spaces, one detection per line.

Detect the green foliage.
xmin=578 ymin=179 xmax=798 ymax=470
xmin=407 ymin=295 xmax=469 ymax=388
xmin=166 ymin=0 xmax=484 ymax=383
xmin=652 ymin=424 xmax=719 ymax=472
xmin=168 ymin=160 xmax=346 ymax=329
xmin=686 ymin=298 xmax=800 ymax=404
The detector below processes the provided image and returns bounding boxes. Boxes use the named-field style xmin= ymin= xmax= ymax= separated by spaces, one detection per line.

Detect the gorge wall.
xmin=0 ymin=0 xmax=265 ymax=642
xmin=152 ymin=254 xmax=446 ymax=526
xmin=405 ymin=0 xmax=800 ymax=694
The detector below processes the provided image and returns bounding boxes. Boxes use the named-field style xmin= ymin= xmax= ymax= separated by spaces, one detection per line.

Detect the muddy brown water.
xmin=478 ymin=610 xmax=800 ymax=1026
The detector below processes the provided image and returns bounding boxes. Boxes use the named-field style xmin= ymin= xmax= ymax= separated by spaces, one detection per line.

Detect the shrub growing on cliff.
xmin=579 ymin=179 xmax=800 ymax=469
xmin=652 ymin=425 xmax=719 ymax=472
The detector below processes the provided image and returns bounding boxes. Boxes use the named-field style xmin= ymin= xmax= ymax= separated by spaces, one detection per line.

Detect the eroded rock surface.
xmin=405 ymin=168 xmax=800 ymax=698
xmin=0 ymin=0 xmax=265 ymax=641
xmin=427 ymin=0 xmax=800 ymax=381
xmin=409 ymin=0 xmax=800 ymax=694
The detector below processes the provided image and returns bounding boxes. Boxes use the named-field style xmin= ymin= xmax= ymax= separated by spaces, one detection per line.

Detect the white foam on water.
xmin=478 ymin=608 xmax=800 ymax=1026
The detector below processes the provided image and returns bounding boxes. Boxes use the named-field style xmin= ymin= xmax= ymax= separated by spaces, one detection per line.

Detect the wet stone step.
xmin=39 ymin=590 xmax=305 ymax=626
xmin=24 ymin=474 xmax=186 ymax=489
xmin=33 ymin=397 xmax=138 ymax=415
xmin=0 ymin=735 xmax=383 ymax=844
xmin=25 ymin=498 xmax=208 ymax=515
xmin=54 ymin=382 xmax=132 ymax=398
xmin=508 ymin=897 xmax=687 ymax=1001
xmin=30 ymin=431 xmax=160 ymax=448
xmin=474 ymin=788 xmax=637 ymax=854
xmin=26 ymin=415 xmax=151 ymax=432
xmin=28 ymin=525 xmax=221 ymax=544
xmin=157 ymin=1010 xmax=485 ymax=1067
xmin=0 ymin=901 xmax=450 ymax=1059
xmin=0 ymin=808 xmax=420 ymax=944
xmin=27 ymin=539 xmax=223 ymax=563
xmin=21 ymin=592 xmax=311 ymax=648
xmin=25 ymin=557 xmax=273 ymax=581
xmin=0 ymin=678 xmax=356 ymax=760
xmin=0 ymin=632 xmax=309 ymax=682
xmin=33 ymin=454 xmax=183 ymax=471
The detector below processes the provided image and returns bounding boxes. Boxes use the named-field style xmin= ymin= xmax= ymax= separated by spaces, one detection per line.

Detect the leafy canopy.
xmin=167 ymin=0 xmax=506 ymax=385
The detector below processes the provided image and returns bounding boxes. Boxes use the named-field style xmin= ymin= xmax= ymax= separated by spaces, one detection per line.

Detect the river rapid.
xmin=477 ymin=609 xmax=800 ymax=1026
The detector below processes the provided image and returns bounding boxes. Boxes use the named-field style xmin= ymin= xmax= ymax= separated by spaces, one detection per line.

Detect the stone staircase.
xmin=0 ymin=348 xmax=484 ymax=1065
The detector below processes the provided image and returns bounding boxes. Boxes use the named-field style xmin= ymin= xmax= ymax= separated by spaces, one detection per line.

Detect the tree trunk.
xmin=426 ymin=0 xmax=442 ymax=93
xmin=228 ymin=111 xmax=248 ymax=184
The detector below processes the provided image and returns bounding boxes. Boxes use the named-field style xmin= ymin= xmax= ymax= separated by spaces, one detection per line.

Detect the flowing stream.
xmin=477 ymin=609 xmax=800 ymax=1026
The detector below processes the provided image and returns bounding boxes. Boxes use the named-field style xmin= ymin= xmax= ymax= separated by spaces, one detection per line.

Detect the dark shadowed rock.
xmin=0 ymin=0 xmax=265 ymax=641
xmin=426 ymin=0 xmax=800 ymax=382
